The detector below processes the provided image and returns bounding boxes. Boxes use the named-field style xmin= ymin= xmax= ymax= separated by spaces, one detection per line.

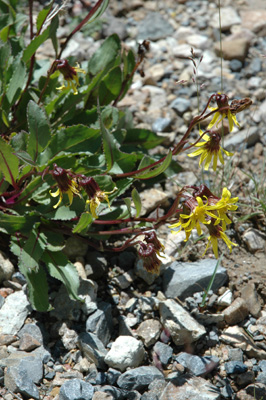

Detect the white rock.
xmin=211 ymin=7 xmax=241 ymax=31
xmin=0 ymin=291 xmax=31 ymax=335
xmin=0 ymin=251 xmax=15 ymax=284
xmin=217 ymin=289 xmax=233 ymax=307
xmin=159 ymin=299 xmax=206 ymax=346
xmin=104 ymin=336 xmax=145 ymax=372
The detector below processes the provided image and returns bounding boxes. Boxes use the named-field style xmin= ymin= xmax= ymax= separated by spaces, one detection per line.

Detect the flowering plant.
xmin=0 ymin=0 xmax=252 ymax=310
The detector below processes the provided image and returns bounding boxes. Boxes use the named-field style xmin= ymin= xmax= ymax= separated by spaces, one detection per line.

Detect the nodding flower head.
xmin=138 ymin=242 xmax=161 ymax=274
xmin=204 ymin=222 xmax=238 ymax=259
xmin=144 ymin=231 xmax=165 ymax=256
xmin=55 ymin=59 xmax=85 ymax=95
xmin=188 ymin=130 xmax=233 ymax=171
xmin=50 ymin=164 xmax=80 ymax=208
xmin=208 ymin=93 xmax=240 ymax=132
xmin=79 ymin=176 xmax=117 ymax=219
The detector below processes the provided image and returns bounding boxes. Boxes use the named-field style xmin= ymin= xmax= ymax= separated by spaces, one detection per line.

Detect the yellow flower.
xmin=50 ymin=164 xmax=80 ymax=208
xmin=55 ymin=59 xmax=86 ymax=95
xmin=169 ymin=196 xmax=219 ymax=241
xmin=204 ymin=223 xmax=238 ymax=258
xmin=208 ymin=93 xmax=240 ymax=132
xmin=79 ymin=177 xmax=117 ymax=219
xmin=208 ymin=187 xmax=238 ymax=230
xmin=188 ymin=130 xmax=233 ymax=171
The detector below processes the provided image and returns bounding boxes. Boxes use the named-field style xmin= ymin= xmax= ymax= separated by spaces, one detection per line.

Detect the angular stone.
xmin=5 ymin=367 xmax=40 ymax=400
xmin=136 ymin=319 xmax=161 ymax=347
xmin=104 ymin=336 xmax=144 ymax=372
xmin=217 ymin=290 xmax=233 ymax=307
xmin=163 ymin=259 xmax=228 ymax=301
xmin=0 ymin=251 xmax=14 ymax=284
xmin=117 ymin=366 xmax=164 ymax=391
xmin=78 ymin=332 xmax=107 ymax=369
xmin=236 ymin=371 xmax=255 ymax=388
xmin=211 ymin=7 xmax=241 ymax=31
xmin=242 ymin=228 xmax=266 ymax=253
xmin=223 ymin=298 xmax=249 ymax=326
xmin=0 ymin=290 xmax=31 ymax=335
xmin=225 ymin=361 xmax=248 ymax=374
xmin=153 ymin=342 xmax=173 ymax=365
xmin=214 ymin=39 xmax=250 ymax=62
xmin=170 ymin=98 xmax=191 ymax=116
xmin=241 ymin=283 xmax=261 ymax=318
xmin=19 ymin=333 xmax=41 ymax=351
xmin=59 ymin=378 xmax=94 ymax=400
xmin=137 ymin=12 xmax=174 ymax=41
xmin=160 ymin=375 xmax=221 ymax=400
xmin=241 ymin=9 xmax=266 ymax=34
xmin=86 ymin=302 xmax=113 ymax=346
xmin=221 ymin=326 xmax=266 ymax=359
xmin=176 ymin=352 xmax=219 ymax=376
xmin=159 ymin=299 xmax=206 ymax=345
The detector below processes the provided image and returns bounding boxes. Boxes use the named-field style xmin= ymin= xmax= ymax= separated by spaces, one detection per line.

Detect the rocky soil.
xmin=1 ymin=0 xmax=266 ymax=399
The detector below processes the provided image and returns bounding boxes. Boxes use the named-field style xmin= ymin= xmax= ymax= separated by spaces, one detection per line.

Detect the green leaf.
xmin=72 ymin=212 xmax=93 ymax=234
xmin=132 ymin=187 xmax=141 ymax=217
xmin=122 ymin=129 xmax=164 ymax=150
xmin=123 ymin=197 xmax=132 ymax=216
xmin=88 ymin=34 xmax=121 ymax=75
xmin=36 ymin=3 xmax=52 ymax=32
xmin=27 ymin=100 xmax=51 ymax=162
xmin=0 ymin=40 xmax=11 ymax=81
xmin=134 ymin=151 xmax=172 ymax=180
xmin=108 ymin=177 xmax=133 ymax=202
xmin=19 ymin=229 xmax=47 ymax=270
xmin=43 ymin=250 xmax=81 ymax=301
xmin=14 ymin=150 xmax=36 ymax=166
xmin=22 ymin=16 xmax=58 ymax=63
xmin=0 ymin=137 xmax=19 ymax=185
xmin=38 ymin=125 xmax=101 ymax=166
xmin=6 ymin=59 xmax=26 ymax=105
xmin=10 ymin=131 xmax=28 ymax=151
xmin=99 ymin=66 xmax=122 ymax=105
xmin=0 ymin=212 xmax=39 ymax=234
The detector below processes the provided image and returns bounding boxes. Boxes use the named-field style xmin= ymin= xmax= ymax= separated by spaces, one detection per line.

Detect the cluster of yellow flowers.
xmin=170 ymin=187 xmax=238 ymax=258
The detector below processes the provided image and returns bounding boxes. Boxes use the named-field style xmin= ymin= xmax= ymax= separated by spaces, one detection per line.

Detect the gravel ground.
xmin=1 ymin=0 xmax=266 ymax=399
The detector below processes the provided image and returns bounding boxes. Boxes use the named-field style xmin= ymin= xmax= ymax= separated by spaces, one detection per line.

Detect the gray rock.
xmin=86 ymin=302 xmax=113 ymax=346
xmin=98 ymin=385 xmax=124 ymax=399
xmin=163 ymin=259 xmax=228 ymax=301
xmin=137 ymin=12 xmax=174 ymax=41
xmin=136 ymin=319 xmax=161 ymax=347
xmin=211 ymin=7 xmax=241 ymax=31
xmin=223 ymin=298 xmax=249 ymax=326
xmin=104 ymin=336 xmax=145 ymax=372
xmin=152 ymin=118 xmax=172 ymax=133
xmin=257 ymin=371 xmax=266 ymax=385
xmin=153 ymin=342 xmax=173 ymax=365
xmin=224 ymin=127 xmax=260 ymax=150
xmin=85 ymin=251 xmax=108 ymax=280
xmin=5 ymin=366 xmax=40 ymax=399
xmin=176 ymin=352 xmax=219 ymax=376
xmin=170 ymin=98 xmax=191 ymax=116
xmin=0 ymin=251 xmax=15 ymax=284
xmin=236 ymin=371 xmax=255 ymax=388
xmin=228 ymin=348 xmax=243 ymax=362
xmin=78 ymin=332 xmax=107 ymax=369
xmin=224 ymin=361 xmax=248 ymax=374
xmin=229 ymin=59 xmax=243 ymax=72
xmin=241 ymin=283 xmax=262 ymax=318
xmin=0 ymin=290 xmax=31 ymax=335
xmin=0 ymin=295 xmax=4 ymax=309
xmin=117 ymin=366 xmax=164 ymax=391
xmin=259 ymin=360 xmax=266 ymax=372
xmin=106 ymin=368 xmax=121 ymax=385
xmin=59 ymin=378 xmax=94 ymax=400
xmin=160 ymin=375 xmax=221 ymax=400
xmin=18 ymin=323 xmax=43 ymax=345
xmin=242 ymin=228 xmax=266 ymax=254
xmin=159 ymin=299 xmax=206 ymax=346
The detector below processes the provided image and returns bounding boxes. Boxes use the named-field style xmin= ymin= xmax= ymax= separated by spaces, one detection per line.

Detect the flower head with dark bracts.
xmin=79 ymin=176 xmax=117 ymax=219
xmin=208 ymin=93 xmax=240 ymax=132
xmin=188 ymin=130 xmax=233 ymax=171
xmin=144 ymin=230 xmax=165 ymax=256
xmin=204 ymin=222 xmax=238 ymax=259
xmin=50 ymin=164 xmax=80 ymax=208
xmin=55 ymin=59 xmax=86 ymax=95
xmin=138 ymin=242 xmax=162 ymax=274
xmin=169 ymin=195 xmax=219 ymax=241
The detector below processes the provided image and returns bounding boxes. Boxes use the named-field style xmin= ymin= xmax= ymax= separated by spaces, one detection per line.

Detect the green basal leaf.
xmin=36 ymin=2 xmax=52 ymax=32
xmin=108 ymin=177 xmax=133 ymax=202
xmin=132 ymin=187 xmax=141 ymax=217
xmin=22 ymin=16 xmax=58 ymax=63
xmin=38 ymin=125 xmax=101 ymax=166
xmin=72 ymin=212 xmax=93 ymax=234
xmin=122 ymin=128 xmax=164 ymax=150
xmin=0 ymin=212 xmax=39 ymax=234
xmin=0 ymin=136 xmax=19 ymax=185
xmin=14 ymin=150 xmax=37 ymax=167
xmin=134 ymin=151 xmax=172 ymax=180
xmin=99 ymin=203 xmax=130 ymax=220
xmin=10 ymin=131 xmax=28 ymax=151
xmin=43 ymin=250 xmax=81 ymax=301
xmin=27 ymin=100 xmax=51 ymax=163
xmin=123 ymin=197 xmax=132 ymax=217
xmin=6 ymin=59 xmax=26 ymax=105
xmin=19 ymin=229 xmax=47 ymax=270
xmin=88 ymin=34 xmax=121 ymax=75
xmin=99 ymin=66 xmax=122 ymax=105
xmin=0 ymin=40 xmax=11 ymax=81
xmin=50 ymin=201 xmax=84 ymax=221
